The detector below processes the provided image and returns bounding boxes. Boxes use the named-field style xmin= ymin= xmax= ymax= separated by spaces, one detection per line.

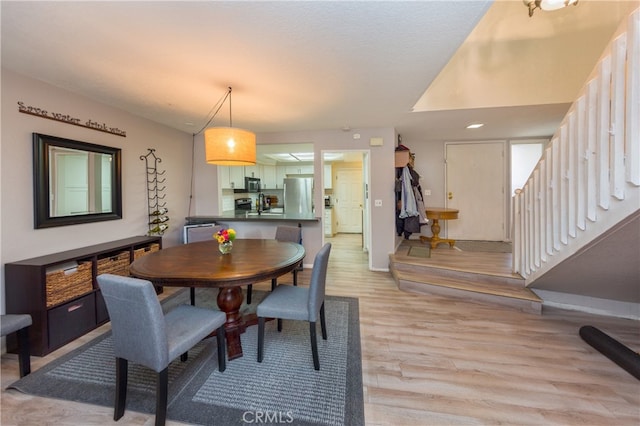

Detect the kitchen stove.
xmin=234 ymin=198 xmax=252 ymax=212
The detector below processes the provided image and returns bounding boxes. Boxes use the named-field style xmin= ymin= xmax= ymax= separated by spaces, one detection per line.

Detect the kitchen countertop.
xmin=186 ymin=212 xmax=320 ymax=225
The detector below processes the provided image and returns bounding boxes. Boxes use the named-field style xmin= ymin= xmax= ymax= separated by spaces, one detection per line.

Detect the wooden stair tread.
xmin=391 ymin=258 xmax=525 ymax=285
xmin=391 ymin=255 xmax=519 ymax=279
xmin=393 ymin=268 xmax=542 ymax=303
xmin=391 ymin=245 xmax=516 ymax=278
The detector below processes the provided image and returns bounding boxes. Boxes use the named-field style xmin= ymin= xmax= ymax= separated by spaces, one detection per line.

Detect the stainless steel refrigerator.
xmin=283 ymin=177 xmax=314 ymax=216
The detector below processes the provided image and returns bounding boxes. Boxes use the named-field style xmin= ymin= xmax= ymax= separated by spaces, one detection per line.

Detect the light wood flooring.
xmin=2 ymin=234 xmax=639 ymax=425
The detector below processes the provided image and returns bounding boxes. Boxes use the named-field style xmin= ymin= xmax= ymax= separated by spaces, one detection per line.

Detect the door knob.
xmin=448 ymin=192 xmax=453 ymax=200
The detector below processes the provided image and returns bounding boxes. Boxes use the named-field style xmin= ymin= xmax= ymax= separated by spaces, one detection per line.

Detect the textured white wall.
xmin=1 ymin=70 xmax=193 ymax=312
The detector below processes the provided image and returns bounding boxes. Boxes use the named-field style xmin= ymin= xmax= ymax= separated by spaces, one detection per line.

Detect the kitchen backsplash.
xmin=222 ymin=193 xmax=235 ymax=212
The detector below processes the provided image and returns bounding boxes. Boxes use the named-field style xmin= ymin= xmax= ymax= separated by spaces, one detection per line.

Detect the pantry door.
xmin=445 ymin=141 xmax=506 ymax=241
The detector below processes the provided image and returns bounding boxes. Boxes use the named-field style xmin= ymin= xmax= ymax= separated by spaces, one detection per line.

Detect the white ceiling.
xmin=2 ymin=1 xmax=637 ymax=145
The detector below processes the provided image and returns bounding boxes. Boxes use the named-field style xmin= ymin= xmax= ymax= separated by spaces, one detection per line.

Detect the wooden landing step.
xmin=389 ymin=253 xmax=542 ymax=315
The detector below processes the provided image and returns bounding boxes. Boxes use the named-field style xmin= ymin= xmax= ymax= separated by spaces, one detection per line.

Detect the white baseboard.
xmin=533 ymin=289 xmax=640 ymax=320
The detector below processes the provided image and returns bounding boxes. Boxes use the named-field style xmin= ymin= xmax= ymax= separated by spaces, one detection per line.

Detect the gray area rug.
xmin=454 ymin=240 xmax=512 ymax=253
xmin=9 ymin=288 xmax=364 ymax=426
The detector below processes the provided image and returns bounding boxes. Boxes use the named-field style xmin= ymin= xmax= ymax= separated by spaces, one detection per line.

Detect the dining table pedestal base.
xmin=216 ymin=286 xmax=256 ymax=360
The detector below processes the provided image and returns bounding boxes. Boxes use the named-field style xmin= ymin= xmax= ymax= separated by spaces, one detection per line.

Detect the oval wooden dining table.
xmin=128 ymin=239 xmax=305 ymax=360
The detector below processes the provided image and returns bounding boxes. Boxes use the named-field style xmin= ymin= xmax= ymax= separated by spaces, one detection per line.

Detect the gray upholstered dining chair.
xmin=97 ymin=273 xmax=227 ymax=426
xmin=0 ymin=314 xmax=32 ymax=377
xmin=257 ymin=243 xmax=331 ymax=370
xmin=246 ymin=225 xmax=303 ymax=304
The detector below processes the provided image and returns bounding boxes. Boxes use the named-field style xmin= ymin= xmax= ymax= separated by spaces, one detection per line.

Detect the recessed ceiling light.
xmin=466 ymin=123 xmax=484 ymax=129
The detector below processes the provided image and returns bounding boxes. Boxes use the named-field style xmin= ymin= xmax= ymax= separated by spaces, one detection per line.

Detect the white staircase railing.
xmin=513 ymin=8 xmax=640 ymax=284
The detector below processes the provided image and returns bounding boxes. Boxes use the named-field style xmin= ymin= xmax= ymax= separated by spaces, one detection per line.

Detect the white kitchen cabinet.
xmin=300 ymin=164 xmax=314 ymax=174
xmin=285 ymin=165 xmax=299 ymax=175
xmin=220 ymin=166 xmax=245 ymax=190
xmin=324 ymin=208 xmax=333 ymax=236
xmin=262 ymin=165 xmax=277 ymax=189
xmin=244 ymin=165 xmax=262 ymax=179
xmin=229 ymin=166 xmax=245 ymax=189
xmin=276 ymin=166 xmax=287 ymax=185
xmin=218 ymin=166 xmax=231 ymax=189
xmin=324 ymin=164 xmax=332 ymax=189
xmin=284 ymin=164 xmax=314 ymax=175
xmin=275 ymin=164 xmax=314 ymax=188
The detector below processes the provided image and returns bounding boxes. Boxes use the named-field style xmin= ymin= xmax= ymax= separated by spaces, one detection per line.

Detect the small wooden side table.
xmin=419 ymin=207 xmax=459 ymax=249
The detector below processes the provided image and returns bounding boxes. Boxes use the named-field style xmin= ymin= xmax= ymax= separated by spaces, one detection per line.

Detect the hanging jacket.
xmin=398 ymin=166 xmax=419 ymax=219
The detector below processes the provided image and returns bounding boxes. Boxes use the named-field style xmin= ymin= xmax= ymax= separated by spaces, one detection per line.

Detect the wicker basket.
xmin=45 ymin=262 xmax=93 ymax=307
xmin=97 ymin=251 xmax=130 ymax=277
xmin=134 ymin=243 xmax=160 ymax=260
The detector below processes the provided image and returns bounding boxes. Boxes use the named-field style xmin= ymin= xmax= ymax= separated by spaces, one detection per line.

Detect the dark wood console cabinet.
xmin=5 ymin=236 xmax=162 ymax=356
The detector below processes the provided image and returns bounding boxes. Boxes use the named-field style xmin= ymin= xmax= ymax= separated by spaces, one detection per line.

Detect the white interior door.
xmin=445 ymin=142 xmax=506 ymax=241
xmin=335 ymin=169 xmax=363 ymax=233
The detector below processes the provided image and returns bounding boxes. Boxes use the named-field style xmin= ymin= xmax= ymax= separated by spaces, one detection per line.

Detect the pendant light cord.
xmin=193 ymin=87 xmax=232 ymax=136
xmin=189 ymin=86 xmax=233 ymax=214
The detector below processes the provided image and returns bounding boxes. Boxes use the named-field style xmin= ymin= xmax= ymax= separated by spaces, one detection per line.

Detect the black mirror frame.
xmin=33 ymin=133 xmax=123 ymax=229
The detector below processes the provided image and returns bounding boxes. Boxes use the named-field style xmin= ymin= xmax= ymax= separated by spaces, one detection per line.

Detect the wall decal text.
xmin=17 ymin=101 xmax=127 ymax=137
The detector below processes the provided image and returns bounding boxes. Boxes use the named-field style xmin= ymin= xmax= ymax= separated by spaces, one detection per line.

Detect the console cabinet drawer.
xmin=48 ymin=294 xmax=96 ymax=349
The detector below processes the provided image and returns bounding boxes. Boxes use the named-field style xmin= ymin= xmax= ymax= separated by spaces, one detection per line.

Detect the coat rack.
xmin=140 ymin=149 xmax=169 ymax=235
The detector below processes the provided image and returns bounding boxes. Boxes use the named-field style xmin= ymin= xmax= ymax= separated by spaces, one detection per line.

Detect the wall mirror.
xmin=33 ymin=133 xmax=122 ymax=228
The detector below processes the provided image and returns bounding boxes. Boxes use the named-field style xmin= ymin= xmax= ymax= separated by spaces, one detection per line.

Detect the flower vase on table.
xmin=214 ymin=228 xmax=236 ymax=255
xmin=218 ymin=240 xmax=233 ymax=254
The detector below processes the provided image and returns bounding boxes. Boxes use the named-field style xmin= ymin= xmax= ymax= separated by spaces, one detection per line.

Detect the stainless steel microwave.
xmin=244 ymin=177 xmax=261 ymax=193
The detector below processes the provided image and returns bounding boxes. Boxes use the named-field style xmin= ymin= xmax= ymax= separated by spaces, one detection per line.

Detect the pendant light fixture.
xmin=524 ymin=0 xmax=578 ymax=17
xmin=204 ymin=87 xmax=256 ymax=166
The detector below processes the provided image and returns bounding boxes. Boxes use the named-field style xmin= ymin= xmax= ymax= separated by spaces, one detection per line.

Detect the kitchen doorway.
xmin=322 ymin=150 xmax=371 ymax=269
